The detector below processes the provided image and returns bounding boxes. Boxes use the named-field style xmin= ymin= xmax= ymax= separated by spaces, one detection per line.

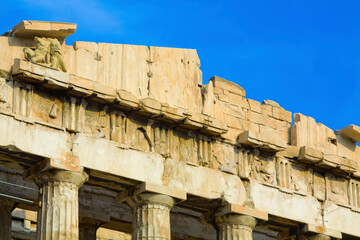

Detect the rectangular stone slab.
xmin=298 ymin=146 xmax=323 ymax=163
xmin=12 ymin=20 xmax=76 ymax=39
xmin=215 ymin=203 xmax=268 ymax=221
xmin=337 ymin=124 xmax=360 ymax=142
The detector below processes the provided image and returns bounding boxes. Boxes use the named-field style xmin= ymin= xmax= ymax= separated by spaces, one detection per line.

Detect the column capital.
xmin=308 ymin=234 xmax=332 ymax=240
xmin=118 ymin=182 xmax=186 ymax=209
xmin=126 ymin=192 xmax=175 ymax=210
xmin=216 ymin=214 xmax=257 ymax=228
xmin=118 ymin=183 xmax=184 ymax=240
xmin=33 ymin=168 xmax=88 ymax=189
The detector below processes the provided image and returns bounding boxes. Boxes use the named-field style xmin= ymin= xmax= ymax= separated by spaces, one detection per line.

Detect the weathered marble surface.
xmin=0 ymin=20 xmax=359 ymax=240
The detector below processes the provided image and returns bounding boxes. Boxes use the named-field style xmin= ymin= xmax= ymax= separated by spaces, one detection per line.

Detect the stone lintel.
xmin=302 ymin=224 xmax=342 ymax=239
xmin=11 ymin=20 xmax=76 ymax=40
xmin=215 ymin=203 xmax=268 ymax=221
xmin=337 ymin=125 xmax=360 ymax=143
xmin=117 ymin=182 xmax=187 ymax=203
xmin=23 ymin=157 xmax=80 ymax=181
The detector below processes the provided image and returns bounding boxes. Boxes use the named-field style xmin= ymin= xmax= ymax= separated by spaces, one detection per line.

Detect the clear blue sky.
xmin=1 ymin=0 xmax=359 ymax=131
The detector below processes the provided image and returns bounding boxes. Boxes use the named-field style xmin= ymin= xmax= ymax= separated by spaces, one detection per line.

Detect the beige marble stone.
xmin=125 ymin=193 xmax=175 ymax=240
xmin=34 ymin=169 xmax=88 ymax=240
xmin=216 ymin=214 xmax=257 ymax=240
xmin=1 ymin=20 xmax=360 ymax=240
xmin=10 ymin=20 xmax=76 ymax=40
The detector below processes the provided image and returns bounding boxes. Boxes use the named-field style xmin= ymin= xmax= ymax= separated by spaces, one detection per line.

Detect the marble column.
xmin=216 ymin=214 xmax=257 ymax=240
xmin=34 ymin=169 xmax=88 ymax=240
xmin=79 ymin=219 xmax=101 ymax=240
xmin=0 ymin=198 xmax=16 ymax=240
xmin=128 ymin=193 xmax=175 ymax=240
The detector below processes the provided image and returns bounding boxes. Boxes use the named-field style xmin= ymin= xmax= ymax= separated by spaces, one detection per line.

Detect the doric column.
xmin=211 ymin=204 xmax=268 ymax=240
xmin=34 ymin=169 xmax=88 ymax=240
xmin=129 ymin=193 xmax=175 ymax=240
xmin=119 ymin=183 xmax=186 ymax=240
xmin=79 ymin=220 xmax=100 ymax=240
xmin=79 ymin=211 xmax=110 ymax=240
xmin=0 ymin=198 xmax=16 ymax=240
xmin=216 ymin=214 xmax=257 ymax=240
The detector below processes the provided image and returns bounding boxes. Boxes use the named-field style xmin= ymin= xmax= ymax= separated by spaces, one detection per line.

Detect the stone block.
xmin=150 ymin=46 xmax=202 ymax=113
xmin=313 ymin=171 xmax=326 ymax=201
xmin=247 ymin=99 xmax=262 ymax=113
xmin=272 ymin=106 xmax=292 ymax=123
xmin=298 ymin=146 xmax=323 ymax=163
xmin=319 ymin=154 xmax=358 ymax=173
xmin=138 ymin=182 xmax=187 ymax=201
xmin=276 ymin=145 xmax=300 ymax=158
xmin=116 ymin=89 xmax=139 ymax=109
xmin=215 ymin=203 xmax=268 ymax=221
xmin=291 ymin=113 xmax=337 ymax=155
xmin=210 ymin=76 xmax=245 ymax=97
xmin=261 ymin=104 xmax=272 ymax=116
xmin=161 ymin=105 xmax=186 ymax=122
xmin=140 ymin=97 xmax=162 ymax=116
xmin=237 ymin=130 xmax=286 ymax=152
xmin=183 ymin=112 xmax=204 ymax=129
xmin=213 ymin=87 xmax=223 ymax=95
xmin=337 ymin=124 xmax=360 ymax=142
xmin=246 ymin=110 xmax=262 ymax=124
xmin=12 ymin=59 xmax=70 ymax=84
xmin=262 ymin=99 xmax=281 ymax=108
xmin=327 ymin=174 xmax=349 ymax=205
xmin=11 ymin=20 xmax=76 ymax=39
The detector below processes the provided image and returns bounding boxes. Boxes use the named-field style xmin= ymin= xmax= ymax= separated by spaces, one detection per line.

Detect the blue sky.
xmin=1 ymin=0 xmax=359 ymax=131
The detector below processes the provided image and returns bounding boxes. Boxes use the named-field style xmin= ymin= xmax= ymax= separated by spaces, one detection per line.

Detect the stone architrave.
xmin=126 ymin=193 xmax=175 ymax=240
xmin=34 ymin=169 xmax=88 ymax=240
xmin=216 ymin=214 xmax=257 ymax=240
xmin=0 ymin=198 xmax=16 ymax=240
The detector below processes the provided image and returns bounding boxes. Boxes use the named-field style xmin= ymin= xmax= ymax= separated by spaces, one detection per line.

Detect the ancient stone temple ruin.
xmin=0 ymin=20 xmax=359 ymax=240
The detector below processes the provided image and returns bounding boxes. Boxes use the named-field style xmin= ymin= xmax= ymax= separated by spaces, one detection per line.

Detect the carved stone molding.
xmin=216 ymin=214 xmax=257 ymax=240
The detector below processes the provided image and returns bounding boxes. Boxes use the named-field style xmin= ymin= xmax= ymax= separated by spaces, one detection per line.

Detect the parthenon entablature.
xmin=0 ymin=20 xmax=359 ymax=240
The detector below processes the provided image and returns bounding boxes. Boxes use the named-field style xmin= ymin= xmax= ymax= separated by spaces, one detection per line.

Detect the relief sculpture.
xmin=24 ymin=36 xmax=67 ymax=72
xmin=252 ymin=152 xmax=275 ymax=184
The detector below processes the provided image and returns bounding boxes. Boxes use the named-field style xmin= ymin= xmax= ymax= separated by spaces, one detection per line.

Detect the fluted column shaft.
xmin=129 ymin=193 xmax=175 ymax=240
xmin=79 ymin=222 xmax=98 ymax=240
xmin=0 ymin=198 xmax=16 ymax=240
xmin=216 ymin=214 xmax=257 ymax=240
xmin=34 ymin=170 xmax=88 ymax=240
